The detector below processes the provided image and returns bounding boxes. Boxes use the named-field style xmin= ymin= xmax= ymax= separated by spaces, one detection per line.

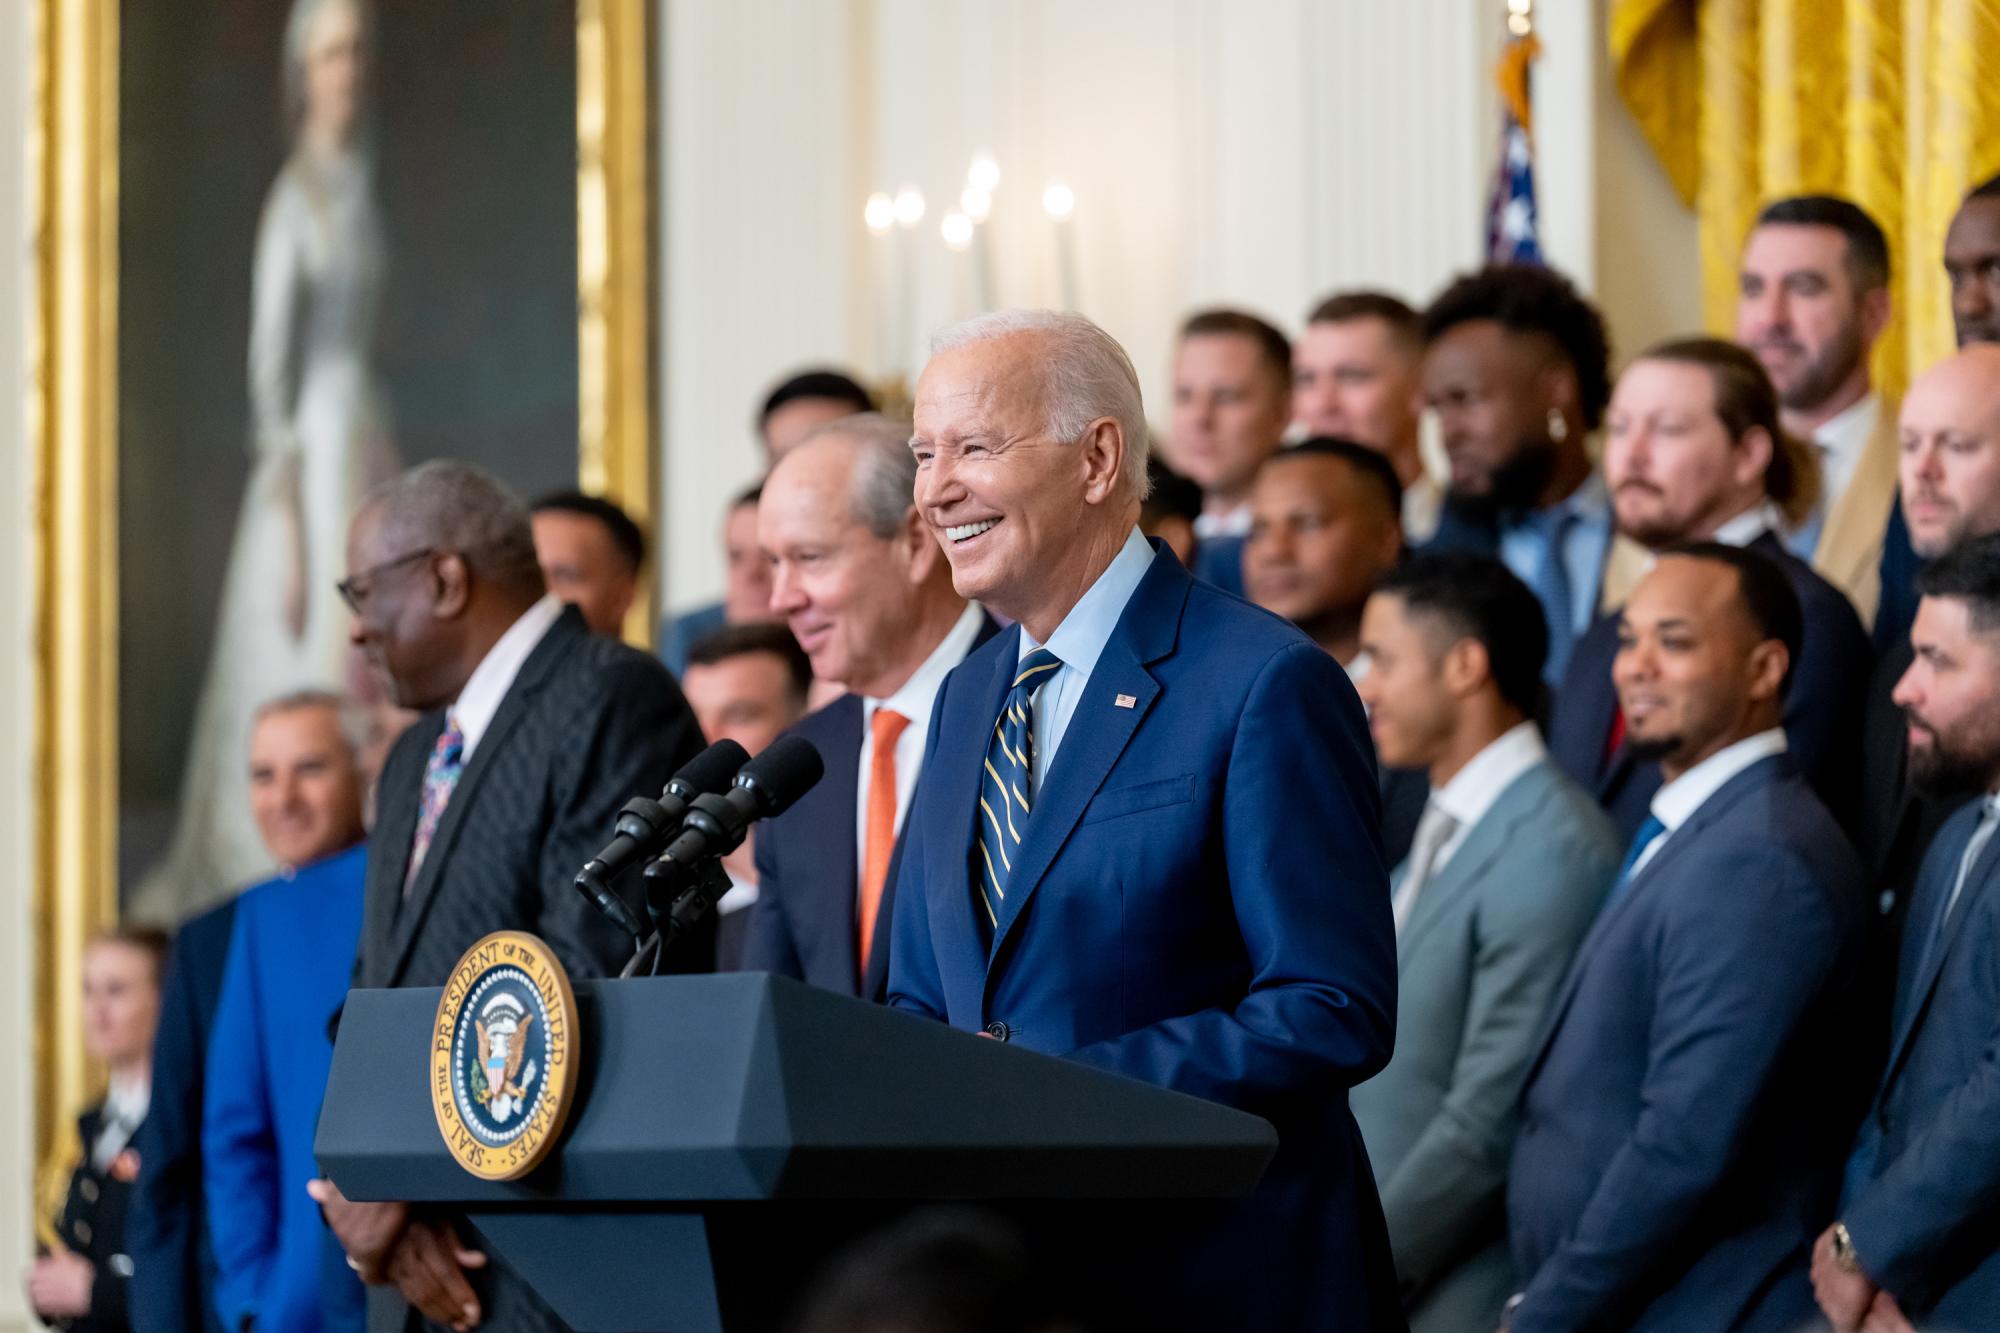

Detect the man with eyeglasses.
xmin=310 ymin=460 xmax=702 ymax=1333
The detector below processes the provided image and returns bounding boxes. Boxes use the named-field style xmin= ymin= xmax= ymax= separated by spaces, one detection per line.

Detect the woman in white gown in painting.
xmin=136 ymin=0 xmax=397 ymax=917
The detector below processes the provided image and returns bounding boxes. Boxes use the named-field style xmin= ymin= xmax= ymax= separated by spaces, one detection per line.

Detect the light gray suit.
xmin=1351 ymin=757 xmax=1617 ymax=1332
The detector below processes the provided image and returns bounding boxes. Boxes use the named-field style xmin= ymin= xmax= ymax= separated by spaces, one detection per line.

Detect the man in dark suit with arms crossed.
xmin=311 ymin=461 xmax=702 ymax=1333
xmin=890 ymin=310 xmax=1401 ymax=1331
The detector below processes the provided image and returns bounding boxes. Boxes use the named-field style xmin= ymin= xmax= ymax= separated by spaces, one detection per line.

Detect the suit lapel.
xmin=1396 ymin=769 xmax=1541 ymax=960
xmin=361 ymin=714 xmax=439 ymax=987
xmin=1882 ymin=811 xmax=2000 ymax=1087
xmin=383 ymin=611 xmax=582 ymax=986
xmin=932 ymin=634 xmax=1020 ymax=993
xmin=986 ymin=552 xmax=1187 ymax=976
xmin=815 ymin=698 xmax=864 ymax=993
xmin=1812 ymin=405 xmax=1898 ymax=611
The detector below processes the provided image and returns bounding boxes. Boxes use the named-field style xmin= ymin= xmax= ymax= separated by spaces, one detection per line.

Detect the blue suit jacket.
xmin=1842 ymin=798 xmax=2000 ymax=1322
xmin=1546 ymin=532 xmax=1871 ymax=841
xmin=1189 ymin=533 xmax=1245 ymax=598
xmin=204 ymin=843 xmax=368 ymax=1333
xmin=1508 ymin=755 xmax=1869 ymax=1332
xmin=741 ymin=614 xmax=999 ymax=1001
xmin=127 ymin=899 xmax=235 ymax=1333
xmin=887 ymin=544 xmax=1402 ymax=1331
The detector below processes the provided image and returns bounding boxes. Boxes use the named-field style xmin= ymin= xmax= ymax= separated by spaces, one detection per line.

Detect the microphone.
xmin=642 ymin=735 xmax=825 ymax=926
xmin=574 ymin=738 xmax=751 ymax=939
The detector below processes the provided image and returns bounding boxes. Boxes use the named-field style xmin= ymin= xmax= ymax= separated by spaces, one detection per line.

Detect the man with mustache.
xmin=1548 ymin=337 xmax=1871 ymax=839
xmin=1812 ymin=534 xmax=2000 ymax=1332
xmin=1736 ymin=195 xmax=1902 ymax=623
xmin=1419 ymin=264 xmax=1614 ymax=685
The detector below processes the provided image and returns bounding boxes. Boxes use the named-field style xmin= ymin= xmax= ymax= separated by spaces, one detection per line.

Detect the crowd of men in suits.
xmin=52 ymin=171 xmax=2000 ymax=1333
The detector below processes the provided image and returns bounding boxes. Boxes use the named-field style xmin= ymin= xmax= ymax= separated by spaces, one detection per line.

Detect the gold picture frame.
xmin=30 ymin=0 xmax=656 ymax=1195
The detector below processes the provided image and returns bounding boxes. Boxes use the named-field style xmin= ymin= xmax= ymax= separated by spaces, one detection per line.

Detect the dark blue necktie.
xmin=973 ymin=648 xmax=1061 ymax=937
xmin=1603 ymin=813 xmax=1667 ymax=910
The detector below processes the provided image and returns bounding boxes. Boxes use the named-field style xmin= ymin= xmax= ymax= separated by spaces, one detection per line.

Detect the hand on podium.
xmin=309 ymin=1177 xmax=488 ymax=1329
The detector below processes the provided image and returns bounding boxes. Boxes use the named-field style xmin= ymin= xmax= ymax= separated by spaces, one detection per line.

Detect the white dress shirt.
xmin=91 ymin=1071 xmax=151 ymax=1171
xmin=1709 ymin=500 xmax=1787 ymax=549
xmin=1421 ymin=721 xmax=1549 ymax=875
xmin=450 ymin=594 xmax=565 ymax=758
xmin=1627 ymin=727 xmax=1789 ymax=880
xmin=1813 ymin=392 xmax=1881 ymax=517
xmin=1192 ymin=505 xmax=1252 ymax=541
xmin=1018 ymin=527 xmax=1156 ymax=789
xmin=854 ymin=602 xmax=989 ymax=886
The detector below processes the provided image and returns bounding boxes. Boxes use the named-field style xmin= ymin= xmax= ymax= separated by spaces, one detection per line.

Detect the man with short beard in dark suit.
xmin=311 ymin=460 xmax=702 ymax=1333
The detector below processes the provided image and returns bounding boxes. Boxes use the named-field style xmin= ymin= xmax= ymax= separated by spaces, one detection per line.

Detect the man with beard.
xmin=1507 ymin=546 xmax=1869 ymax=1332
xmin=1945 ymin=174 xmax=2000 ymax=350
xmin=1736 ymin=195 xmax=1903 ymax=623
xmin=1811 ymin=534 xmax=2000 ymax=1332
xmin=1420 ymin=264 xmax=1614 ymax=684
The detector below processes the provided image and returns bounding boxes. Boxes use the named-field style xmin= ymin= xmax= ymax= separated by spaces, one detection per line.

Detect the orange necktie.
xmin=859 ymin=707 xmax=911 ymax=979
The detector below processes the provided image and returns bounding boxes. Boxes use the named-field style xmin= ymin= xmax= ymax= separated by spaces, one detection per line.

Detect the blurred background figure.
xmin=1243 ymin=437 xmax=1404 ymax=673
xmin=680 ymin=622 xmax=814 ymax=969
xmin=1138 ymin=459 xmax=1202 ymax=569
xmin=759 ymin=368 xmax=876 ymax=463
xmin=1947 ymin=174 xmax=2000 ymax=349
xmin=135 ymin=0 xmax=399 ymax=922
xmin=660 ymin=483 xmax=778 ymax=678
xmin=788 ymin=1209 xmax=1078 ymax=1333
xmin=31 ymin=927 xmax=170 ymax=1333
xmin=1293 ymin=291 xmax=1441 ymax=543
xmin=1165 ymin=308 xmax=1294 ymax=597
xmin=530 ymin=490 xmax=645 ymax=638
xmin=202 ymin=691 xmax=370 ymax=1333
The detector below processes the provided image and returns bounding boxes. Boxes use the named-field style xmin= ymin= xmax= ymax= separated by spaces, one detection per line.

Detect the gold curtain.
xmin=1611 ymin=0 xmax=2000 ymax=398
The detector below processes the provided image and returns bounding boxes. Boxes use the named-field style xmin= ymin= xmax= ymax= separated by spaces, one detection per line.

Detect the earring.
xmin=1547 ymin=407 xmax=1569 ymax=444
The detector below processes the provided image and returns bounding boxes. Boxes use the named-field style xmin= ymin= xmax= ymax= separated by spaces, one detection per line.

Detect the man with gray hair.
xmin=742 ymin=413 xmax=997 ymax=1001
xmin=890 ymin=311 xmax=1400 ymax=1329
xmin=310 ymin=460 xmax=702 ymax=1333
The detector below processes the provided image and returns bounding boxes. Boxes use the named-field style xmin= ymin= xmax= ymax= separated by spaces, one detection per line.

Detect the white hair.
xmin=794 ymin=412 xmax=920 ymax=538
xmin=929 ymin=310 xmax=1152 ymax=500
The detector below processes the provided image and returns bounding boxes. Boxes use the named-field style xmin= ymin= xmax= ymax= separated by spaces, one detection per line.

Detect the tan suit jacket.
xmin=1812 ymin=398 xmax=1899 ymax=627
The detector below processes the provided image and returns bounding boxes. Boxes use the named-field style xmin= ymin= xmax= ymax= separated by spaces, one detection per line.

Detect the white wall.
xmin=2 ymin=0 xmax=40 ymax=1326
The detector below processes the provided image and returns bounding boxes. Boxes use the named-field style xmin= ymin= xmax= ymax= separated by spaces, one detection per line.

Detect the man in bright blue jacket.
xmin=891 ymin=310 xmax=1402 ymax=1332
xmin=203 ymin=692 xmax=371 ymax=1333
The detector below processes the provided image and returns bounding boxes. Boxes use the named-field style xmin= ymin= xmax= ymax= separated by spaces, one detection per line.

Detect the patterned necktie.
xmin=859 ymin=707 xmax=911 ymax=978
xmin=404 ymin=716 xmax=466 ymax=897
xmin=973 ymin=648 xmax=1062 ymax=937
xmin=1602 ymin=812 xmax=1667 ymax=911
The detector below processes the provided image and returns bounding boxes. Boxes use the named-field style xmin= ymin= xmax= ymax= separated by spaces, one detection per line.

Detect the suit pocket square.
xmin=1079 ymin=773 xmax=1197 ymax=826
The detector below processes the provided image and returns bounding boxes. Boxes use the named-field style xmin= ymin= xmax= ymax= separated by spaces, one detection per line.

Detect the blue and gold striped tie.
xmin=973 ymin=647 xmax=1061 ymax=936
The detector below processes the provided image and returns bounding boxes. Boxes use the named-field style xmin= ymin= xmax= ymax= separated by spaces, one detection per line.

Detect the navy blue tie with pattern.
xmin=973 ymin=647 xmax=1062 ymax=938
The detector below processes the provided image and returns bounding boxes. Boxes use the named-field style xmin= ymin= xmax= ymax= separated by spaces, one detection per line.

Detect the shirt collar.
xmin=1502 ymin=468 xmax=1610 ymax=532
xmin=1193 ymin=505 xmax=1252 ymax=540
xmin=867 ymin=601 xmax=986 ymax=724
xmin=104 ymin=1070 xmax=150 ymax=1126
xmin=452 ymin=594 xmax=565 ymax=758
xmin=1650 ymin=727 xmax=1788 ymax=833
xmin=1019 ymin=527 xmax=1156 ymax=677
xmin=1708 ymin=500 xmax=1786 ymax=549
xmin=1813 ymin=392 xmax=1880 ymax=450
xmin=1431 ymin=721 xmax=1546 ymax=831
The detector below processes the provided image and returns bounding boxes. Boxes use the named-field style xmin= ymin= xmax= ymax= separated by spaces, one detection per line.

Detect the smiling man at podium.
xmin=891 ymin=311 xmax=1403 ymax=1332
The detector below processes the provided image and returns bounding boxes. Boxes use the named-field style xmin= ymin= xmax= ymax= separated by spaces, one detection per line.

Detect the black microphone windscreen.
xmin=738 ymin=735 xmax=824 ymax=814
xmin=674 ymin=738 xmax=751 ymax=796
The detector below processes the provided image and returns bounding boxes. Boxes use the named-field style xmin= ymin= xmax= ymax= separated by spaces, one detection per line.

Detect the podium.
xmin=317 ymin=973 xmax=1277 ymax=1332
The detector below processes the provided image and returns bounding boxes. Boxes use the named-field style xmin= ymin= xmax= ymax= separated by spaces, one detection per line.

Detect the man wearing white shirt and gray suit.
xmin=1352 ymin=554 xmax=1618 ymax=1332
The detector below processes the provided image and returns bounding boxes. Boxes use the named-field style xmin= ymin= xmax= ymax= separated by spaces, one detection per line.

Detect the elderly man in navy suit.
xmin=889 ymin=310 xmax=1401 ymax=1331
xmin=1813 ymin=534 xmax=2000 ymax=1332
xmin=1507 ymin=544 xmax=1869 ymax=1332
xmin=742 ymin=413 xmax=995 ymax=1000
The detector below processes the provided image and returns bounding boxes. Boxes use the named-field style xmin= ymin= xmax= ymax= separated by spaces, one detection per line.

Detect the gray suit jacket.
xmin=1350 ymin=757 xmax=1617 ymax=1332
xmin=356 ymin=606 xmax=703 ymax=1332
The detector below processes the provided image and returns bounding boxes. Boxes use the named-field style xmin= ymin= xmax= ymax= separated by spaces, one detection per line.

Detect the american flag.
xmin=1487 ymin=35 xmax=1542 ymax=265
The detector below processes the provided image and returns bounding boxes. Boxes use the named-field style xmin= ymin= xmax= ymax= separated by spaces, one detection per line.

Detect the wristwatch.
xmin=1830 ymin=1222 xmax=1862 ymax=1274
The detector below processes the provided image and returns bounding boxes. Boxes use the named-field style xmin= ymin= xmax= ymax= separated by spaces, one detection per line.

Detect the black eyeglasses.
xmin=336 ymin=548 xmax=435 ymax=614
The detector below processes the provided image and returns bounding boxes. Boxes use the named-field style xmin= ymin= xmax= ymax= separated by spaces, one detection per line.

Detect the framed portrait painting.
xmin=32 ymin=0 xmax=655 ymax=1182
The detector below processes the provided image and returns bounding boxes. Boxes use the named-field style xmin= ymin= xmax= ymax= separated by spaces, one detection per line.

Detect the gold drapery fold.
xmin=1611 ymin=0 xmax=2000 ymax=396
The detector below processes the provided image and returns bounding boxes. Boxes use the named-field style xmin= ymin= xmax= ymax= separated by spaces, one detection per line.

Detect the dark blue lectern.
xmin=317 ymin=973 xmax=1276 ymax=1332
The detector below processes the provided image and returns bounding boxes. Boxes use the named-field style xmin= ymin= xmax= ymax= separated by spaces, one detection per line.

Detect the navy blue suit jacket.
xmin=1189 ymin=533 xmax=1245 ymax=598
xmin=1545 ymin=532 xmax=1871 ymax=841
xmin=1508 ymin=755 xmax=1869 ymax=1332
xmin=128 ymin=899 xmax=236 ymax=1333
xmin=1842 ymin=798 xmax=2000 ymax=1322
xmin=887 ymin=544 xmax=1402 ymax=1332
xmin=741 ymin=614 xmax=999 ymax=1000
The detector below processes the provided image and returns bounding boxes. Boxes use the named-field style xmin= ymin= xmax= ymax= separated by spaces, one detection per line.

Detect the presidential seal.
xmin=430 ymin=931 xmax=579 ymax=1181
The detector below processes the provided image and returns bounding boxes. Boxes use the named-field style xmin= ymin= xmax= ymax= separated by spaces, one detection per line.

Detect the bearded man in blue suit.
xmin=889 ymin=309 xmax=1403 ymax=1332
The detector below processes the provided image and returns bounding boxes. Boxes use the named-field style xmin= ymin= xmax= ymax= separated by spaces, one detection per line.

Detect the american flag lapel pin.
xmin=1114 ymin=693 xmax=1137 ymax=709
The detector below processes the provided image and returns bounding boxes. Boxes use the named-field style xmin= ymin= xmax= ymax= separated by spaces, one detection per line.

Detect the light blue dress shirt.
xmin=1497 ymin=470 xmax=1613 ymax=681
xmin=1017 ymin=526 xmax=1155 ymax=790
